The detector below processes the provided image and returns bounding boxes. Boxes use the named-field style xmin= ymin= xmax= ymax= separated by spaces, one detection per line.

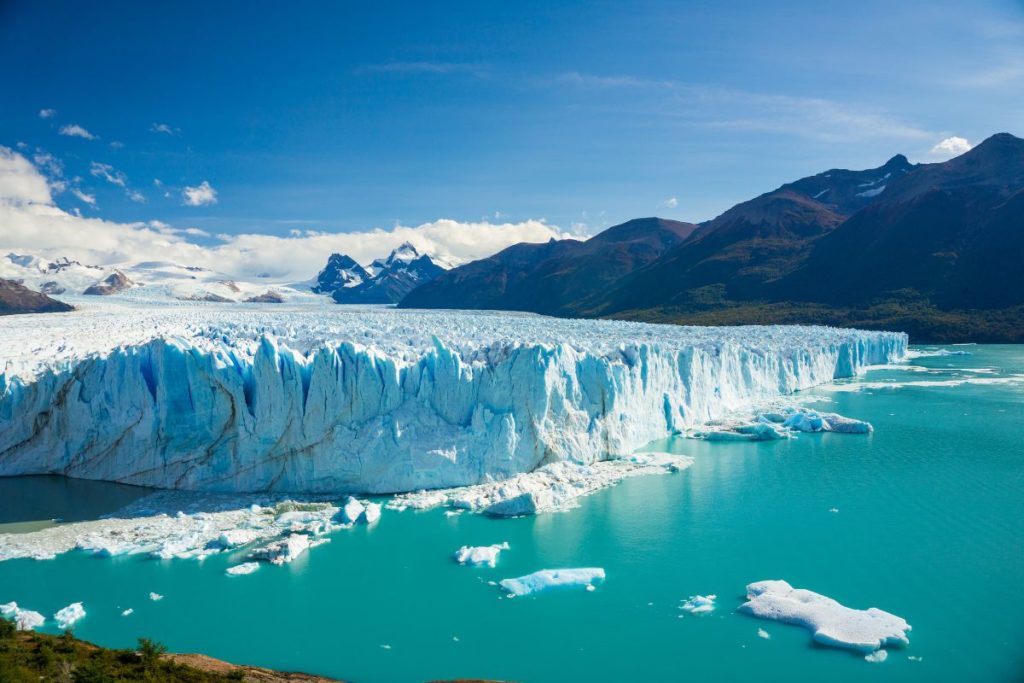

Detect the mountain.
xmin=0 ymin=278 xmax=74 ymax=315
xmin=314 ymin=242 xmax=446 ymax=304
xmin=401 ymin=133 xmax=1024 ymax=342
xmin=400 ymin=217 xmax=697 ymax=314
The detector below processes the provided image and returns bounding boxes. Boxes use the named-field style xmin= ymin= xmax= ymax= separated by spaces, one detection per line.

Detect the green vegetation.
xmin=0 ymin=623 xmax=245 ymax=683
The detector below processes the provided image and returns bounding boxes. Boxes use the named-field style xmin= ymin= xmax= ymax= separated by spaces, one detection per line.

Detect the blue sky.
xmin=2 ymin=0 xmax=1022 ymax=241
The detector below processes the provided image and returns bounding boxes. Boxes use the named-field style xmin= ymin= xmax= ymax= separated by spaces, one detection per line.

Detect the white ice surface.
xmin=454 ymin=542 xmax=509 ymax=567
xmin=500 ymin=568 xmax=606 ymax=596
xmin=739 ymin=580 xmax=911 ymax=653
xmin=225 ymin=562 xmax=260 ymax=576
xmin=53 ymin=602 xmax=86 ymax=629
xmin=0 ymin=301 xmax=905 ymax=494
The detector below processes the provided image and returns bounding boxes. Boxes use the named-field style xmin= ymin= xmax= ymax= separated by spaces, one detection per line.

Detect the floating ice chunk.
xmin=782 ymin=409 xmax=872 ymax=434
xmin=499 ymin=568 xmax=605 ymax=596
xmin=695 ymin=406 xmax=871 ymax=441
xmin=216 ymin=528 xmax=262 ymax=549
xmin=829 ymin=507 xmax=839 ymax=513
xmin=226 ymin=562 xmax=260 ymax=576
xmin=1 ymin=602 xmax=45 ymax=631
xmin=757 ymin=628 xmax=770 ymax=639
xmin=362 ymin=502 xmax=382 ymax=525
xmin=340 ymin=497 xmax=365 ymax=524
xmin=149 ymin=592 xmax=163 ymax=601
xmin=739 ymin=580 xmax=911 ymax=653
xmin=680 ymin=594 xmax=717 ymax=614
xmin=121 ymin=608 xmax=133 ymax=617
xmin=454 ymin=542 xmax=509 ymax=567
xmin=908 ymin=655 xmax=923 ymax=662
xmin=53 ymin=602 xmax=86 ymax=629
xmin=865 ymin=650 xmax=888 ymax=663
xmin=250 ymin=534 xmax=310 ymax=565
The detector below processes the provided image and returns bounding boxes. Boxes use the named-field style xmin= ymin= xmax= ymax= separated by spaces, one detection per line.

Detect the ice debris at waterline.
xmin=738 ymin=580 xmax=911 ymax=653
xmin=454 ymin=542 xmax=509 ymax=567
xmin=226 ymin=562 xmax=260 ymax=576
xmin=500 ymin=568 xmax=606 ymax=596
xmin=53 ymin=602 xmax=86 ymax=629
xmin=679 ymin=595 xmax=717 ymax=614
xmin=391 ymin=453 xmax=692 ymax=516
xmin=1 ymin=602 xmax=45 ymax=631
xmin=0 ymin=491 xmax=379 ymax=563
xmin=0 ymin=304 xmax=906 ymax=493
xmin=693 ymin=406 xmax=872 ymax=441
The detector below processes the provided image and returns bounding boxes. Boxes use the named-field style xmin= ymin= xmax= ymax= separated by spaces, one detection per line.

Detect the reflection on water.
xmin=0 ymin=475 xmax=153 ymax=530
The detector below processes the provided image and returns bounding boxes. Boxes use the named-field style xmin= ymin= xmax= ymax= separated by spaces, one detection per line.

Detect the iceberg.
xmin=0 ymin=304 xmax=906 ymax=494
xmin=500 ymin=568 xmax=605 ymax=596
xmin=693 ymin=405 xmax=872 ymax=441
xmin=148 ymin=593 xmax=163 ymax=601
xmin=679 ymin=594 xmax=717 ymax=614
xmin=738 ymin=580 xmax=911 ymax=653
xmin=53 ymin=602 xmax=86 ymax=629
xmin=1 ymin=602 xmax=45 ymax=631
xmin=454 ymin=542 xmax=509 ymax=567
xmin=250 ymin=533 xmax=310 ymax=565
xmin=226 ymin=561 xmax=260 ymax=576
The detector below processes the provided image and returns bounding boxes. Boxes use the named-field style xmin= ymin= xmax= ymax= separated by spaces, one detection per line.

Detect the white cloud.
xmin=658 ymin=196 xmax=679 ymax=209
xmin=58 ymin=124 xmax=97 ymax=140
xmin=182 ymin=180 xmax=218 ymax=206
xmin=39 ymin=108 xmax=56 ymax=119
xmin=0 ymin=146 xmax=571 ymax=281
xmin=357 ymin=62 xmax=489 ymax=78
xmin=126 ymin=189 xmax=146 ymax=203
xmin=90 ymin=161 xmax=127 ymax=187
xmin=71 ymin=188 xmax=97 ymax=205
xmin=931 ymin=136 xmax=972 ymax=158
xmin=151 ymin=123 xmax=178 ymax=135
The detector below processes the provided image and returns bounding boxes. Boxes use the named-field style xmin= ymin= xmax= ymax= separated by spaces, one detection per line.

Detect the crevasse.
xmin=0 ymin=308 xmax=906 ymax=493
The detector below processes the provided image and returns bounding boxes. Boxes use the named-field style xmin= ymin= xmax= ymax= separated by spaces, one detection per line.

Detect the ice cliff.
xmin=0 ymin=304 xmax=906 ymax=493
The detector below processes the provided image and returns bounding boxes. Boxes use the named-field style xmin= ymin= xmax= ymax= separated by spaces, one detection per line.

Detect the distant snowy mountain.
xmin=313 ymin=242 xmax=447 ymax=304
xmin=0 ymin=253 xmax=316 ymax=304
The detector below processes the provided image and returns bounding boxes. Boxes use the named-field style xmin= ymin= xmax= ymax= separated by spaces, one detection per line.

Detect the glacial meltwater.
xmin=1 ymin=345 xmax=1022 ymax=682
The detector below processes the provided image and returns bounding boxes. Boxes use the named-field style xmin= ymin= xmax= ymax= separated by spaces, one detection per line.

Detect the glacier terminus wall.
xmin=0 ymin=303 xmax=907 ymax=493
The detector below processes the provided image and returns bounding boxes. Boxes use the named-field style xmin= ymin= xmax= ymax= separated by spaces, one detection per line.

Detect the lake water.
xmin=1 ymin=345 xmax=1022 ymax=682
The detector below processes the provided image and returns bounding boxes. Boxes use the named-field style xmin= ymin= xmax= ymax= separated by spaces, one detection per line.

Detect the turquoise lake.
xmin=1 ymin=345 xmax=1022 ymax=682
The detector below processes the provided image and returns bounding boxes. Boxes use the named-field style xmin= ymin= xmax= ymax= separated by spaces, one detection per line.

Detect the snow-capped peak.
xmin=385 ymin=241 xmax=421 ymax=265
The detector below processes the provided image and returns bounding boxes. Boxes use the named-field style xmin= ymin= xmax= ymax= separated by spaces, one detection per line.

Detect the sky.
xmin=1 ymin=0 xmax=1022 ymax=277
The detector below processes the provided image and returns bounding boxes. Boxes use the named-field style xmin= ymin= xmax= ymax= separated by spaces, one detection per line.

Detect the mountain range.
xmin=312 ymin=242 xmax=446 ymax=304
xmin=401 ymin=132 xmax=1024 ymax=342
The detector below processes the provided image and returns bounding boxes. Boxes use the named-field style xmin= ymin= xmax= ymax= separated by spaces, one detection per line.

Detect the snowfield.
xmin=0 ymin=301 xmax=905 ymax=494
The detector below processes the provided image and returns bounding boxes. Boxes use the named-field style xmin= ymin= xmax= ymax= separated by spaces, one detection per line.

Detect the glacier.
xmin=0 ymin=303 xmax=906 ymax=494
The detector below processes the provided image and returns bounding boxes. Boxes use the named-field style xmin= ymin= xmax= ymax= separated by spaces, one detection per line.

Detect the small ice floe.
xmin=908 ymin=655 xmax=923 ymax=662
xmin=225 ymin=561 xmax=260 ymax=576
xmin=454 ymin=542 xmax=509 ymax=568
xmin=757 ymin=628 xmax=770 ymax=640
xmin=53 ymin=602 xmax=86 ymax=629
xmin=499 ymin=568 xmax=605 ymax=597
xmin=391 ymin=454 xmax=692 ymax=517
xmin=693 ymin=406 xmax=872 ymax=441
xmin=829 ymin=508 xmax=839 ymax=513
xmin=379 ymin=644 xmax=392 ymax=650
xmin=444 ymin=510 xmax=463 ymax=518
xmin=679 ymin=595 xmax=717 ymax=615
xmin=121 ymin=608 xmax=134 ymax=617
xmin=148 ymin=592 xmax=163 ymax=601
xmin=1 ymin=602 xmax=45 ymax=631
xmin=864 ymin=650 xmax=888 ymax=663
xmin=738 ymin=580 xmax=910 ymax=654
xmin=338 ymin=497 xmax=381 ymax=525
xmin=250 ymin=533 xmax=310 ymax=565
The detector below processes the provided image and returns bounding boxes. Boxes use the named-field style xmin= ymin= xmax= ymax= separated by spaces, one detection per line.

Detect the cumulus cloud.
xmin=0 ymin=146 xmax=571 ymax=281
xmin=59 ymin=124 xmax=97 ymax=140
xmin=90 ymin=161 xmax=127 ymax=187
xmin=931 ymin=136 xmax=972 ymax=158
xmin=151 ymin=123 xmax=178 ymax=135
xmin=182 ymin=180 xmax=218 ymax=206
xmin=658 ymin=196 xmax=679 ymax=209
xmin=39 ymin=108 xmax=56 ymax=119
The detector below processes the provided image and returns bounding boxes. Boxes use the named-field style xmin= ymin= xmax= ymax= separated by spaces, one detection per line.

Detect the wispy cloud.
xmin=90 ymin=161 xmax=127 ymax=187
xmin=59 ymin=124 xmax=97 ymax=140
xmin=71 ymin=188 xmax=96 ymax=205
xmin=658 ymin=196 xmax=679 ymax=209
xmin=182 ymin=180 xmax=217 ymax=206
xmin=151 ymin=122 xmax=179 ymax=135
xmin=39 ymin=108 xmax=56 ymax=119
xmin=126 ymin=189 xmax=146 ymax=203
xmin=356 ymin=61 xmax=490 ymax=78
